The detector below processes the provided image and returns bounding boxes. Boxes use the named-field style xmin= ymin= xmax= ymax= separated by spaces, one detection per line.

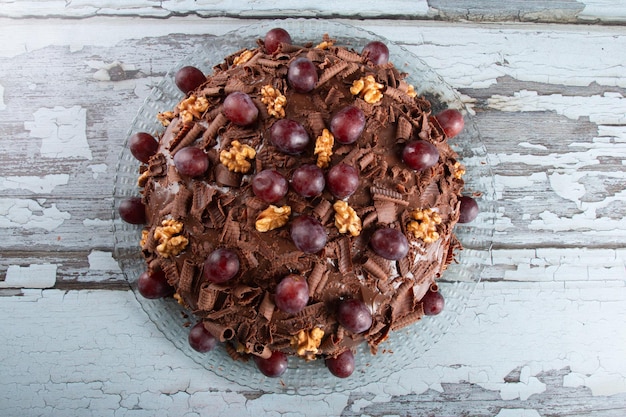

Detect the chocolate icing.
xmin=138 ymin=35 xmax=465 ymax=362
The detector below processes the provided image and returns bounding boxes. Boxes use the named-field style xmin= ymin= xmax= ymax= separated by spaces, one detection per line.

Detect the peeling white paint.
xmin=87 ymin=250 xmax=121 ymax=272
xmin=487 ymin=90 xmax=626 ymax=124
xmin=1 ymin=264 xmax=57 ymax=289
xmin=495 ymin=410 xmax=541 ymax=417
xmin=83 ymin=218 xmax=112 ymax=227
xmin=88 ymin=164 xmax=108 ymax=179
xmin=0 ymin=198 xmax=70 ymax=231
xmin=0 ymin=83 xmax=6 ymax=110
xmin=24 ymin=106 xmax=92 ymax=160
xmin=0 ymin=174 xmax=69 ymax=193
xmin=579 ymin=0 xmax=626 ymax=22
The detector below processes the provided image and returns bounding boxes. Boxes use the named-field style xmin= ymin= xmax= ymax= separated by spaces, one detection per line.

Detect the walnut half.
xmin=154 ymin=219 xmax=189 ymax=258
xmin=333 ymin=200 xmax=361 ymax=237
xmin=291 ymin=327 xmax=325 ymax=359
xmin=219 ymin=140 xmax=256 ymax=173
xmin=407 ymin=208 xmax=442 ymax=243
xmin=255 ymin=205 xmax=291 ymax=232
xmin=350 ymin=75 xmax=384 ymax=104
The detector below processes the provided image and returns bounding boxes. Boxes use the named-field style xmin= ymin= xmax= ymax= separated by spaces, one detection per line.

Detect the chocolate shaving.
xmin=259 ymin=292 xmax=275 ymax=322
xmin=362 ymin=256 xmax=388 ymax=281
xmin=335 ymin=48 xmax=363 ymax=63
xmin=374 ymin=200 xmax=397 ymax=224
xmin=214 ymin=163 xmax=241 ymax=187
xmin=190 ymin=182 xmax=217 ymax=220
xmin=341 ymin=62 xmax=360 ymax=78
xmin=307 ymin=262 xmax=327 ymax=297
xmin=395 ymin=116 xmax=413 ymax=141
xmin=170 ymin=186 xmax=192 ymax=220
xmin=161 ymin=260 xmax=179 ymax=287
xmin=178 ymin=259 xmax=196 ymax=294
xmin=171 ymin=124 xmax=206 ymax=155
xmin=197 ymin=283 xmax=219 ymax=311
xmin=371 ymin=186 xmax=409 ymax=206
xmin=324 ymin=86 xmax=344 ymax=108
xmin=336 ymin=237 xmax=353 ymax=275
xmin=224 ymin=341 xmax=248 ymax=362
xmin=307 ymin=112 xmax=327 ymax=138
xmin=168 ymin=123 xmax=193 ymax=153
xmin=391 ymin=306 xmax=424 ymax=331
xmin=224 ymin=79 xmax=254 ymax=94
xmin=202 ymin=113 xmax=228 ymax=148
xmin=204 ymin=321 xmax=235 ymax=342
xmin=197 ymin=86 xmax=223 ymax=97
xmin=316 ymin=61 xmax=348 ymax=88
xmin=257 ymin=58 xmax=283 ymax=68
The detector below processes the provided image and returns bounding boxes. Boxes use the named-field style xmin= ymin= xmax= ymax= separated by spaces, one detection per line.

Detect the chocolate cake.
xmin=126 ymin=29 xmax=474 ymax=378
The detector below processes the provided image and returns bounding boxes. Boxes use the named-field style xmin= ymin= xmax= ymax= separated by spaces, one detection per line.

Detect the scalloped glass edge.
xmin=112 ymin=18 xmax=497 ymax=395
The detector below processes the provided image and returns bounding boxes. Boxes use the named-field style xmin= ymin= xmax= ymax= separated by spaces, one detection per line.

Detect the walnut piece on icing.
xmin=177 ymin=95 xmax=209 ymax=124
xmin=260 ymin=85 xmax=287 ymax=119
xmin=140 ymin=229 xmax=149 ymax=248
xmin=157 ymin=111 xmax=175 ymax=126
xmin=137 ymin=169 xmax=150 ymax=187
xmin=333 ymin=200 xmax=362 ymax=237
xmin=154 ymin=219 xmax=189 ymax=257
xmin=314 ymin=128 xmax=334 ymax=168
xmin=453 ymin=161 xmax=466 ymax=179
xmin=233 ymin=49 xmax=255 ymax=66
xmin=315 ymin=34 xmax=335 ymax=50
xmin=219 ymin=140 xmax=256 ymax=173
xmin=406 ymin=84 xmax=417 ymax=98
xmin=291 ymin=327 xmax=325 ymax=359
xmin=255 ymin=205 xmax=291 ymax=232
xmin=350 ymin=75 xmax=384 ymax=104
xmin=407 ymin=208 xmax=442 ymax=243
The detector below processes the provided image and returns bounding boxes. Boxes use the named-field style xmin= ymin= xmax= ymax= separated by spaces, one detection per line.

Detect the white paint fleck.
xmin=88 ymin=164 xmax=108 ymax=179
xmin=579 ymin=0 xmax=626 ymax=23
xmin=0 ymin=198 xmax=70 ymax=231
xmin=87 ymin=250 xmax=121 ymax=272
xmin=548 ymin=172 xmax=586 ymax=206
xmin=487 ymin=90 xmax=626 ymax=125
xmin=1 ymin=264 xmax=57 ymax=289
xmin=83 ymin=218 xmax=112 ymax=227
xmin=495 ymin=410 xmax=541 ymax=417
xmin=24 ymin=106 xmax=92 ymax=160
xmin=0 ymin=83 xmax=6 ymax=110
xmin=0 ymin=174 xmax=69 ymax=193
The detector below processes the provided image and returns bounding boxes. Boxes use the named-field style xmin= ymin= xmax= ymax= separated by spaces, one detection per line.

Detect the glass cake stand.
xmin=113 ymin=19 xmax=496 ymax=395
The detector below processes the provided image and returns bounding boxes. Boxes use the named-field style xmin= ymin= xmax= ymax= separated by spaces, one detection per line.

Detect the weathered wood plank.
xmin=0 ymin=281 xmax=624 ymax=416
xmin=0 ymin=1 xmax=624 ymax=23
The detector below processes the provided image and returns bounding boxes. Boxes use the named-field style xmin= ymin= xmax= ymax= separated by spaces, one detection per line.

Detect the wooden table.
xmin=1 ymin=2 xmax=625 ymax=416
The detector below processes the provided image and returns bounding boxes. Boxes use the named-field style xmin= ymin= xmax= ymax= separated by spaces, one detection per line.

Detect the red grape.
xmin=252 ymin=170 xmax=288 ymax=203
xmin=174 ymin=66 xmax=206 ymax=94
xmin=326 ymin=163 xmax=359 ymax=199
xmin=274 ymin=274 xmax=309 ymax=314
xmin=287 ymin=57 xmax=318 ymax=93
xmin=188 ymin=322 xmax=218 ymax=353
xmin=422 ymin=290 xmax=445 ymax=315
xmin=173 ymin=146 xmax=209 ymax=177
xmin=370 ymin=228 xmax=409 ymax=260
xmin=270 ymin=119 xmax=310 ymax=154
xmin=254 ymin=351 xmax=288 ymax=377
xmin=434 ymin=109 xmax=464 ymax=138
xmin=128 ymin=132 xmax=158 ymax=164
xmin=325 ymin=350 xmax=355 ymax=378
xmin=137 ymin=269 xmax=174 ymax=299
xmin=118 ymin=197 xmax=146 ymax=224
xmin=290 ymin=215 xmax=327 ymax=254
xmin=402 ymin=140 xmax=439 ymax=171
xmin=223 ymin=92 xmax=259 ymax=126
xmin=362 ymin=41 xmax=389 ymax=65
xmin=337 ymin=299 xmax=372 ymax=334
xmin=458 ymin=195 xmax=479 ymax=223
xmin=291 ymin=164 xmax=325 ymax=198
xmin=330 ymin=106 xmax=365 ymax=145
xmin=264 ymin=28 xmax=292 ymax=54
xmin=203 ymin=248 xmax=240 ymax=283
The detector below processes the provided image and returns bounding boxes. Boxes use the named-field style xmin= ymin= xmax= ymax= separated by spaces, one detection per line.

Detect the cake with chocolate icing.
xmin=120 ymin=28 xmax=478 ymax=378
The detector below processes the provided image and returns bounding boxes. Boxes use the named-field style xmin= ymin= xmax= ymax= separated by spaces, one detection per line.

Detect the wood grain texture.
xmin=0 ymin=0 xmax=624 ymax=23
xmin=0 ymin=11 xmax=625 ymax=417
